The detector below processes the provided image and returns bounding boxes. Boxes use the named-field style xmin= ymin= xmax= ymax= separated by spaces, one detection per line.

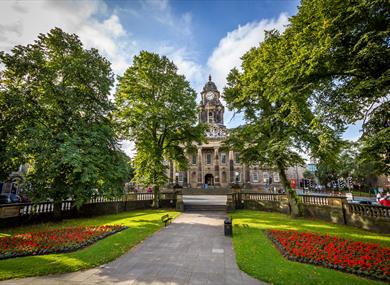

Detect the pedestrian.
xmin=376 ymin=192 xmax=382 ymax=202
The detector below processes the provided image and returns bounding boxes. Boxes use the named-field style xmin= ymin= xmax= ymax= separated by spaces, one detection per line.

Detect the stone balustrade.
xmin=348 ymin=203 xmax=390 ymax=218
xmin=0 ymin=192 xmax=171 ymax=221
xmin=241 ymin=192 xmax=287 ymax=201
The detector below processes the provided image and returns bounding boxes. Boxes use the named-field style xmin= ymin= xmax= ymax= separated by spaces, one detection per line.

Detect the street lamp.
xmin=235 ymin=171 xmax=239 ymax=184
xmin=175 ymin=172 xmax=179 ymax=186
xmin=264 ymin=177 xmax=269 ymax=192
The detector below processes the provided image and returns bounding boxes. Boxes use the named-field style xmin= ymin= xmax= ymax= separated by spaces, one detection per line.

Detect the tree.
xmin=286 ymin=0 xmax=389 ymax=174
xmin=224 ymin=31 xmax=342 ymax=217
xmin=0 ymin=28 xmax=130 ymax=217
xmin=316 ymin=141 xmax=382 ymax=192
xmin=358 ymin=101 xmax=390 ymax=175
xmin=115 ymin=51 xmax=205 ymax=207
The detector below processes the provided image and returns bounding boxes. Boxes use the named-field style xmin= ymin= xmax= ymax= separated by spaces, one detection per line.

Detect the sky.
xmin=0 ymin=0 xmax=362 ymax=156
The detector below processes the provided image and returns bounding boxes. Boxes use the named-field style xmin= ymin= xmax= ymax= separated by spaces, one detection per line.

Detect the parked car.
xmin=0 ymin=193 xmax=22 ymax=204
xmin=350 ymin=199 xmax=378 ymax=205
xmin=379 ymin=197 xmax=390 ymax=207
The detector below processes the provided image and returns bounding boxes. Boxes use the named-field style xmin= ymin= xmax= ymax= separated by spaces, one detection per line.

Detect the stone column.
xmin=214 ymin=147 xmax=220 ymax=186
xmin=197 ymin=147 xmax=203 ymax=186
xmin=229 ymin=150 xmax=234 ymax=183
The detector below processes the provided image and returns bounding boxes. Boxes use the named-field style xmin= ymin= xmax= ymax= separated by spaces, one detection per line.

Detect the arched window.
xmin=208 ymin=111 xmax=214 ymax=123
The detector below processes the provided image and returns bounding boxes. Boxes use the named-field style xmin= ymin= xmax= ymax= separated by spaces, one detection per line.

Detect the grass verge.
xmin=0 ymin=209 xmax=180 ymax=280
xmin=231 ymin=210 xmax=390 ymax=285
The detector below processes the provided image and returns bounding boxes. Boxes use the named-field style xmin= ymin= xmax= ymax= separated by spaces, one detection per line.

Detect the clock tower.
xmin=198 ymin=75 xmax=226 ymax=138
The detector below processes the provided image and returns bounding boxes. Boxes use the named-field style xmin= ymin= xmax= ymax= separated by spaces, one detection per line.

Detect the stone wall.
xmin=0 ymin=193 xmax=176 ymax=228
xmin=243 ymin=200 xmax=290 ymax=214
xmin=302 ymin=204 xmax=345 ymax=225
xmin=238 ymin=192 xmax=390 ymax=234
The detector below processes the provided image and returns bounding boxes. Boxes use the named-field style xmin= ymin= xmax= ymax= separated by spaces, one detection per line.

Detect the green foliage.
xmin=223 ymin=31 xmax=341 ymax=198
xmin=232 ymin=210 xmax=389 ymax=285
xmin=358 ymin=101 xmax=390 ymax=175
xmin=288 ymin=0 xmax=389 ymax=175
xmin=224 ymin=0 xmax=388 ymax=196
xmin=0 ymin=210 xmax=180 ymax=280
xmin=316 ymin=141 xmax=382 ymax=189
xmin=115 ymin=51 xmax=205 ymax=198
xmin=0 ymin=28 xmax=130 ymax=205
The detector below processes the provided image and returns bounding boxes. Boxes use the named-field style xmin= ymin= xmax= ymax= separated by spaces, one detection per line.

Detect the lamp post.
xmin=235 ymin=171 xmax=239 ymax=185
xmin=175 ymin=172 xmax=179 ymax=186
xmin=263 ymin=178 xmax=269 ymax=192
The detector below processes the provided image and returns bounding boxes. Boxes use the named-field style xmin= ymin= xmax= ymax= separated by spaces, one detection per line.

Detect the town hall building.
xmin=167 ymin=76 xmax=305 ymax=190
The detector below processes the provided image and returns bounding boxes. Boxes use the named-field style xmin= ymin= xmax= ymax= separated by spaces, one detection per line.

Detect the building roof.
xmin=202 ymin=75 xmax=218 ymax=92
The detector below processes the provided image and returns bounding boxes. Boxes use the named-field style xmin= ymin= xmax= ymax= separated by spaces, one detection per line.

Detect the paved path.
xmin=1 ymin=212 xmax=266 ymax=285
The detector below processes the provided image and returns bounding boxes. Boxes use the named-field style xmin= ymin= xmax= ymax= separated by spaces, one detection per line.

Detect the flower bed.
xmin=0 ymin=225 xmax=127 ymax=259
xmin=266 ymin=229 xmax=390 ymax=282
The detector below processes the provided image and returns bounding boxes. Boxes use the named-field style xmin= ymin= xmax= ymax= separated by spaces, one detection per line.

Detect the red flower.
xmin=267 ymin=229 xmax=390 ymax=281
xmin=0 ymin=225 xmax=126 ymax=259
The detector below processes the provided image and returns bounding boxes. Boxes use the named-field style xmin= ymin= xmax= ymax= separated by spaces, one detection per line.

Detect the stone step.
xmin=184 ymin=204 xmax=227 ymax=212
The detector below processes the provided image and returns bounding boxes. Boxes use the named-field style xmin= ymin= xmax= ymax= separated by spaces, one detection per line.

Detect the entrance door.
xmin=205 ymin=174 xmax=214 ymax=186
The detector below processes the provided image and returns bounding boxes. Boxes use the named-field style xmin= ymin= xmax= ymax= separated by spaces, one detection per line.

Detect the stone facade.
xmin=168 ymin=76 xmax=304 ymax=190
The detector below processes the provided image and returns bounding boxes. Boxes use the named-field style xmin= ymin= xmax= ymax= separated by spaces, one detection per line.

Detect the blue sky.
xmin=0 ymin=0 xmax=361 ymax=153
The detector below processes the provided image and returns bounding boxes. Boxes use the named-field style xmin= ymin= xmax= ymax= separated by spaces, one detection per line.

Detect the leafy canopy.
xmin=287 ymin=0 xmax=389 ymax=175
xmin=115 ymin=51 xmax=205 ymax=188
xmin=224 ymin=31 xmax=342 ymax=188
xmin=0 ymin=28 xmax=130 ymax=204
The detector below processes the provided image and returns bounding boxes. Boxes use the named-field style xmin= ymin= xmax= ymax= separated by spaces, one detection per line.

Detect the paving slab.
xmin=0 ymin=212 xmax=267 ymax=285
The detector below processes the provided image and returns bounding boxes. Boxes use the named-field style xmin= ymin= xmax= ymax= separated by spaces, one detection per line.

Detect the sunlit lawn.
xmin=232 ymin=210 xmax=390 ymax=285
xmin=0 ymin=210 xmax=180 ymax=280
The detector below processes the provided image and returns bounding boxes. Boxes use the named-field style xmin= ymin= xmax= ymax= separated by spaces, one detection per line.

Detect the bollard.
xmin=224 ymin=218 xmax=233 ymax=236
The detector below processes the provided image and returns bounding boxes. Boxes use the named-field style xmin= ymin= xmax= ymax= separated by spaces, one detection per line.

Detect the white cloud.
xmin=207 ymin=13 xmax=290 ymax=128
xmin=0 ymin=0 xmax=134 ymax=75
xmin=207 ymin=13 xmax=289 ymax=89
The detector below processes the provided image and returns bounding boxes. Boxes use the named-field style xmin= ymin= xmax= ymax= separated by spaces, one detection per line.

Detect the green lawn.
xmin=0 ymin=209 xmax=180 ymax=280
xmin=231 ymin=210 xmax=390 ymax=285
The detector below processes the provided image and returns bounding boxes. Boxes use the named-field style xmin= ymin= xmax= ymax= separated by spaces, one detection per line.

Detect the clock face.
xmin=206 ymin=92 xmax=214 ymax=100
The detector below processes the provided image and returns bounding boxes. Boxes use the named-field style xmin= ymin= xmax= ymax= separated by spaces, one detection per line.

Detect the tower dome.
xmin=202 ymin=75 xmax=218 ymax=92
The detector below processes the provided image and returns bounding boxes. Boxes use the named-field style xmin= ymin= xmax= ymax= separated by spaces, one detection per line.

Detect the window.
xmin=178 ymin=172 xmax=184 ymax=183
xmin=273 ymin=172 xmax=280 ymax=182
xmin=251 ymin=171 xmax=259 ymax=182
xmin=208 ymin=111 xmax=214 ymax=123
xmin=221 ymin=153 xmax=226 ymax=164
xmin=234 ymin=152 xmax=240 ymax=164
xmin=192 ymin=154 xmax=197 ymax=165
xmin=206 ymin=153 xmax=212 ymax=164
xmin=263 ymin=172 xmax=269 ymax=183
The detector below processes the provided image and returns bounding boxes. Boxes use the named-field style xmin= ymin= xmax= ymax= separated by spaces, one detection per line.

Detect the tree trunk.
xmin=152 ymin=185 xmax=160 ymax=208
xmin=53 ymin=201 xmax=62 ymax=221
xmin=278 ymin=165 xmax=302 ymax=217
